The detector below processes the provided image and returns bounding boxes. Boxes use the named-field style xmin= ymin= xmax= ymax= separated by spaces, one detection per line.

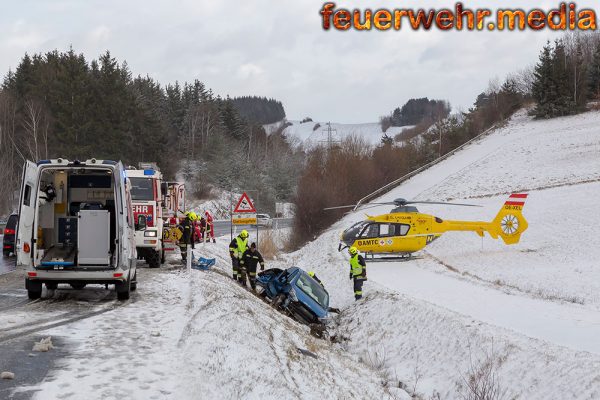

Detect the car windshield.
xmin=295 ymin=273 xmax=329 ymax=308
xmin=129 ymin=178 xmax=154 ymax=201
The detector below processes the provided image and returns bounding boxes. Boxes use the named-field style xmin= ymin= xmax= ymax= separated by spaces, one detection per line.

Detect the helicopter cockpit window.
xmin=393 ymin=224 xmax=410 ymax=236
xmin=360 ymin=223 xmax=379 ymax=238
xmin=345 ymin=221 xmax=370 ymax=238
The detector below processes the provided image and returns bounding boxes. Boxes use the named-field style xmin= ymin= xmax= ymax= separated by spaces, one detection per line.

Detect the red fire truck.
xmin=127 ymin=163 xmax=164 ymax=268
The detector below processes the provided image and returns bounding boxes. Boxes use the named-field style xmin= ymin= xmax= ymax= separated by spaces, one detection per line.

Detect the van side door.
xmin=116 ymin=162 xmax=136 ymax=266
xmin=16 ymin=161 xmax=39 ymax=267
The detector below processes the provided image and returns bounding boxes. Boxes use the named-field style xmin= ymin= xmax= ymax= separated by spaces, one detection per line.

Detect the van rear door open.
xmin=17 ymin=161 xmax=39 ymax=267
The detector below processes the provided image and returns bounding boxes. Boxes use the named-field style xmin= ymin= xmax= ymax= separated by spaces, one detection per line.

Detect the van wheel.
xmin=70 ymin=283 xmax=86 ymax=290
xmin=116 ymin=279 xmax=131 ymax=300
xmin=148 ymin=251 xmax=160 ymax=268
xmin=131 ymin=271 xmax=137 ymax=292
xmin=26 ymin=279 xmax=42 ymax=300
xmin=3 ymin=250 xmax=10 ymax=257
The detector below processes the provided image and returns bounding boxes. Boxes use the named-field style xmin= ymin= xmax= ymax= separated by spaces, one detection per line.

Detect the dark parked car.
xmin=256 ymin=267 xmax=330 ymax=327
xmin=3 ymin=214 xmax=18 ymax=257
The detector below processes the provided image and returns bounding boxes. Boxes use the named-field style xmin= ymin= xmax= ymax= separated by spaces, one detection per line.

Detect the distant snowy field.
xmin=281 ymin=109 xmax=600 ymax=399
xmin=265 ymin=120 xmax=411 ymax=148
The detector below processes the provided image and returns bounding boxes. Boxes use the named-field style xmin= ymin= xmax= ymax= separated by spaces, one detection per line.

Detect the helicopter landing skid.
xmin=365 ymin=253 xmax=421 ymax=262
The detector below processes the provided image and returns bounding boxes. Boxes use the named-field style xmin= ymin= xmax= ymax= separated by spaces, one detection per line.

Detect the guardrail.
xmin=353 ymin=123 xmax=501 ymax=211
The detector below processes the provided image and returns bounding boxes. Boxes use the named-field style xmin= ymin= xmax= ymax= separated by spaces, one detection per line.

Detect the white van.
xmin=16 ymin=159 xmax=137 ymax=300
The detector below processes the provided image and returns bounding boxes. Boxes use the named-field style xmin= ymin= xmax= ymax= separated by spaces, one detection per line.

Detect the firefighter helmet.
xmin=348 ymin=246 xmax=358 ymax=255
xmin=240 ymin=229 xmax=249 ymax=238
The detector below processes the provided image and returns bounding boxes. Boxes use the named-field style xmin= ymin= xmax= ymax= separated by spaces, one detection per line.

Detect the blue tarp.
xmin=191 ymin=257 xmax=215 ymax=271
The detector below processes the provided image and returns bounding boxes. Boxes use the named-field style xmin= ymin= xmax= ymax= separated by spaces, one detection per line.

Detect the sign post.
xmin=231 ymin=192 xmax=258 ymax=244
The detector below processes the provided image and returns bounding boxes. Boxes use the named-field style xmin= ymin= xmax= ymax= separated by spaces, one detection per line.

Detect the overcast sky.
xmin=1 ymin=0 xmax=597 ymax=123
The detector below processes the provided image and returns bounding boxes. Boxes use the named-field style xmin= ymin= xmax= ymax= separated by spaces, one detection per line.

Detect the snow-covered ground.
xmin=265 ymin=120 xmax=411 ymax=148
xmin=188 ymin=189 xmax=238 ymax=220
xmin=6 ymin=250 xmax=406 ymax=400
xmin=277 ymin=109 xmax=600 ymax=399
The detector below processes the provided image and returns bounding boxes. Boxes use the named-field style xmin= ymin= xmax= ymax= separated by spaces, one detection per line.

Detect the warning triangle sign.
xmin=233 ymin=192 xmax=256 ymax=213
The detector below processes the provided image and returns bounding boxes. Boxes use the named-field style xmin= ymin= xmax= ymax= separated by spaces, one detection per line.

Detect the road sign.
xmin=232 ymin=213 xmax=257 ymax=225
xmin=233 ymin=192 xmax=256 ymax=213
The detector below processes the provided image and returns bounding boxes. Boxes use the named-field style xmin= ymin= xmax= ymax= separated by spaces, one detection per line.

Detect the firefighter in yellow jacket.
xmin=229 ymin=229 xmax=249 ymax=282
xmin=348 ymin=246 xmax=367 ymax=300
xmin=178 ymin=211 xmax=197 ymax=263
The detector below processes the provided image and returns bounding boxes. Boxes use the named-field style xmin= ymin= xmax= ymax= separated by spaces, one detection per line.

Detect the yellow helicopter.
xmin=328 ymin=194 xmax=528 ymax=260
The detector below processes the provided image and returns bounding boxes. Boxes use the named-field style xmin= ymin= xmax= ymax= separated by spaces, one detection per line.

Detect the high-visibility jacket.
xmin=229 ymin=236 xmax=248 ymax=259
xmin=350 ymin=254 xmax=367 ymax=280
xmin=178 ymin=217 xmax=195 ymax=248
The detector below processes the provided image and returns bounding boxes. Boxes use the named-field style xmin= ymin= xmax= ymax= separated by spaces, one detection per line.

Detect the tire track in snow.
xmin=0 ymin=300 xmax=130 ymax=344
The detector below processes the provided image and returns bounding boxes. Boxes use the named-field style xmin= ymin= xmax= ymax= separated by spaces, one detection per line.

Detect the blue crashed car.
xmin=256 ymin=267 xmax=330 ymax=326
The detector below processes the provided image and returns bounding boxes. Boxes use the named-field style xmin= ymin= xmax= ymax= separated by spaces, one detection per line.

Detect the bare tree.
xmin=21 ymin=99 xmax=50 ymax=161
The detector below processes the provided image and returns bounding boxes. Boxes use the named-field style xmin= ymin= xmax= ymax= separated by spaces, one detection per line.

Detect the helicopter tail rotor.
xmin=490 ymin=193 xmax=529 ymax=244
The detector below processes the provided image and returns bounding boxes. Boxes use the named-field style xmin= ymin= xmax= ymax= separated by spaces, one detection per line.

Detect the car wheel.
xmin=272 ymin=293 xmax=285 ymax=309
xmin=3 ymin=250 xmax=10 ymax=257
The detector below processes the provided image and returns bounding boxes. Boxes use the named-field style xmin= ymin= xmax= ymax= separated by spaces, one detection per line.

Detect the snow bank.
xmin=279 ymin=109 xmax=600 ymax=398
xmin=28 ymin=247 xmax=401 ymax=400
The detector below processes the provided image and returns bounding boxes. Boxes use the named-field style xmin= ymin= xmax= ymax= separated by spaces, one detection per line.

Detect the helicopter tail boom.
xmin=435 ymin=193 xmax=528 ymax=244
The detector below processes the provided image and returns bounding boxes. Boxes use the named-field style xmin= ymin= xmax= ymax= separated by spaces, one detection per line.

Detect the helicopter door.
xmin=392 ymin=223 xmax=410 ymax=236
xmin=377 ymin=223 xmax=396 ymax=251
xmin=359 ymin=223 xmax=379 ymax=238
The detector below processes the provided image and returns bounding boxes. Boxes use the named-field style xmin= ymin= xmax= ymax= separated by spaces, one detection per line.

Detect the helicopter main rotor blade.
xmin=323 ymin=205 xmax=358 ymax=211
xmin=324 ymin=202 xmax=396 ymax=211
xmin=406 ymin=200 xmax=482 ymax=207
xmin=359 ymin=203 xmax=392 ymax=211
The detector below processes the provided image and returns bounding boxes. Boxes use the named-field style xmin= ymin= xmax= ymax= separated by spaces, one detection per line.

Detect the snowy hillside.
xmin=265 ymin=120 xmax=411 ymax=147
xmin=279 ymin=109 xmax=600 ymax=399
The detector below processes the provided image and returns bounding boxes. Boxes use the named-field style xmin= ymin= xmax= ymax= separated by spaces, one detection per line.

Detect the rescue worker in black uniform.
xmin=239 ymin=242 xmax=265 ymax=290
xmin=348 ymin=246 xmax=367 ymax=300
xmin=178 ymin=211 xmax=197 ymax=263
xmin=229 ymin=229 xmax=249 ymax=282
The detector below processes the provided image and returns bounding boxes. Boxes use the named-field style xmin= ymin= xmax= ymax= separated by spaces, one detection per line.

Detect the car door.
xmin=16 ymin=161 xmax=39 ymax=267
